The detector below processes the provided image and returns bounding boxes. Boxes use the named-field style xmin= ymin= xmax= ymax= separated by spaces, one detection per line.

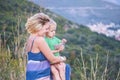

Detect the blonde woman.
xmin=25 ymin=13 xmax=66 ymax=80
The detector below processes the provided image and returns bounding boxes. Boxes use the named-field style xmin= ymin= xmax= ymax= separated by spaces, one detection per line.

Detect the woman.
xmin=25 ymin=13 xmax=66 ymax=80
xmin=25 ymin=13 xmax=71 ymax=80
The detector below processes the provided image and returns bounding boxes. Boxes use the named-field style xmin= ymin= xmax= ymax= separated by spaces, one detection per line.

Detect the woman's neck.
xmin=31 ymin=33 xmax=38 ymax=36
xmin=31 ymin=33 xmax=45 ymax=37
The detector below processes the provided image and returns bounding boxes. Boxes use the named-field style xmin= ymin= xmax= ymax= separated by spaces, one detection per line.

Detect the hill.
xmin=0 ymin=0 xmax=120 ymax=79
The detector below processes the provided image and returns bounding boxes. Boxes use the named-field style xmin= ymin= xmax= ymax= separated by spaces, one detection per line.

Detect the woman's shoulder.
xmin=35 ymin=36 xmax=45 ymax=43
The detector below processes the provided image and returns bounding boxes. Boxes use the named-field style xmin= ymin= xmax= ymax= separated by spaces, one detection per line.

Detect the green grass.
xmin=0 ymin=43 xmax=26 ymax=80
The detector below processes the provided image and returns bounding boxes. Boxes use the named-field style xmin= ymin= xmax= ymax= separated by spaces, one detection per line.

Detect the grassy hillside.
xmin=0 ymin=0 xmax=120 ymax=80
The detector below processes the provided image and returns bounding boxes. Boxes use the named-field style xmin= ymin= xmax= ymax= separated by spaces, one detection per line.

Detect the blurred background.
xmin=0 ymin=0 xmax=120 ymax=80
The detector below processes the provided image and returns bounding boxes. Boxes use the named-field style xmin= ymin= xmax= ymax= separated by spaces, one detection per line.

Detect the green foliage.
xmin=0 ymin=0 xmax=120 ymax=80
xmin=63 ymin=27 xmax=120 ymax=55
xmin=0 ymin=47 xmax=26 ymax=80
xmin=63 ymin=27 xmax=120 ymax=79
xmin=67 ymin=48 xmax=120 ymax=80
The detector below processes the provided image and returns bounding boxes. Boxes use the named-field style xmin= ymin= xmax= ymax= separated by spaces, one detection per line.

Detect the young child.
xmin=45 ymin=19 xmax=67 ymax=80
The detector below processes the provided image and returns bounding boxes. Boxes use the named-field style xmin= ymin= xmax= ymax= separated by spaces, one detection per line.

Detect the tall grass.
xmin=0 ymin=16 xmax=27 ymax=80
xmin=0 ymin=42 xmax=26 ymax=80
xmin=72 ymin=48 xmax=120 ymax=80
xmin=0 ymin=47 xmax=26 ymax=80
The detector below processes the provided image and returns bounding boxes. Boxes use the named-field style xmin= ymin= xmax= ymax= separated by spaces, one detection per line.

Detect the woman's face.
xmin=37 ymin=22 xmax=50 ymax=36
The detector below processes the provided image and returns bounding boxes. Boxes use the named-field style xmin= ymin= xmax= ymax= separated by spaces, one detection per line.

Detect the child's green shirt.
xmin=45 ymin=36 xmax=61 ymax=56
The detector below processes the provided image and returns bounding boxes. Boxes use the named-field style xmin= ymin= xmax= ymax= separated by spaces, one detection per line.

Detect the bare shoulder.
xmin=36 ymin=36 xmax=50 ymax=52
xmin=35 ymin=37 xmax=46 ymax=45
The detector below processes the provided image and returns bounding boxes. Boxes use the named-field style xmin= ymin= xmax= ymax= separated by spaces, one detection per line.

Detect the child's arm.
xmin=52 ymin=44 xmax=65 ymax=54
xmin=54 ymin=38 xmax=67 ymax=50
xmin=52 ymin=50 xmax=60 ymax=54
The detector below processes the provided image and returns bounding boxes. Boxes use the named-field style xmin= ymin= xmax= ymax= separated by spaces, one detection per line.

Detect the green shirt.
xmin=45 ymin=36 xmax=61 ymax=56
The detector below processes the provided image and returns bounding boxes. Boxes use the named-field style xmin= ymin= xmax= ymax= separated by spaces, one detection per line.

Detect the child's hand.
xmin=54 ymin=38 xmax=67 ymax=50
xmin=54 ymin=44 xmax=61 ymax=50
xmin=55 ymin=43 xmax=65 ymax=51
xmin=57 ymin=45 xmax=65 ymax=52
xmin=62 ymin=38 xmax=67 ymax=44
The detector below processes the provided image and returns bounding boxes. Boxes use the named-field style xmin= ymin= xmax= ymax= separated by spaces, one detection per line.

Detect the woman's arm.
xmin=37 ymin=37 xmax=65 ymax=64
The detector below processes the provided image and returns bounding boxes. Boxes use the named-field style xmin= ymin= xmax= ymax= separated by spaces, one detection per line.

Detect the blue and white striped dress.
xmin=26 ymin=51 xmax=51 ymax=80
xmin=26 ymin=38 xmax=71 ymax=80
xmin=26 ymin=38 xmax=51 ymax=80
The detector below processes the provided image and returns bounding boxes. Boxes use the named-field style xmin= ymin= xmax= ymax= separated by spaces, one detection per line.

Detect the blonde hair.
xmin=25 ymin=13 xmax=50 ymax=34
xmin=49 ymin=19 xmax=57 ymax=30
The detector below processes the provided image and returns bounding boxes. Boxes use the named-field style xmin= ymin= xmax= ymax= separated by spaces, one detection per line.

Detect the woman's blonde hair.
xmin=25 ymin=13 xmax=50 ymax=34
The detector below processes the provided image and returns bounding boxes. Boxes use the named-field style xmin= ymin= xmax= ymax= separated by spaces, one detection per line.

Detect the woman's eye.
xmin=52 ymin=30 xmax=54 ymax=32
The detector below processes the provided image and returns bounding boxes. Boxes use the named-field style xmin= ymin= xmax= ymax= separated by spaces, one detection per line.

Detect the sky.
xmin=104 ymin=0 xmax=120 ymax=5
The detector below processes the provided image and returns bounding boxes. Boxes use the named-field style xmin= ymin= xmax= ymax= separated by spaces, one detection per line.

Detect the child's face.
xmin=46 ymin=25 xmax=56 ymax=38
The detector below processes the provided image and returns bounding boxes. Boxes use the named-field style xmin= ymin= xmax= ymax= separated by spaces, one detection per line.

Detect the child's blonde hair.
xmin=49 ymin=19 xmax=57 ymax=30
xmin=25 ymin=13 xmax=50 ymax=34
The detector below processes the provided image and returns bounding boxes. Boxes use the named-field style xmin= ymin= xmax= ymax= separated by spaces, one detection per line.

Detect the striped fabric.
xmin=26 ymin=52 xmax=51 ymax=80
xmin=26 ymin=37 xmax=71 ymax=80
